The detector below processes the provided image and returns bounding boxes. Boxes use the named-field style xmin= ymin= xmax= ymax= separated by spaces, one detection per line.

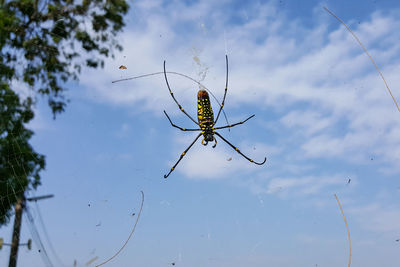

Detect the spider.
xmin=163 ymin=55 xmax=266 ymax=178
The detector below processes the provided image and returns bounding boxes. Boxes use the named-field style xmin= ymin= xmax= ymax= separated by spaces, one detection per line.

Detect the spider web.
xmin=0 ymin=14 xmax=224 ymax=267
xmin=0 ymin=66 xmax=147 ymax=267
xmin=0 ymin=12 xmax=108 ymax=266
xmin=0 ymin=86 xmax=57 ymax=266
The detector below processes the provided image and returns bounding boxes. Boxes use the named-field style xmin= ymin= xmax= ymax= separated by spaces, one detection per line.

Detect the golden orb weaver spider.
xmin=163 ymin=55 xmax=266 ymax=178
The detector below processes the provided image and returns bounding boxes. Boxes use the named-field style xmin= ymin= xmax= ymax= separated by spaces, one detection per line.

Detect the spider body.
xmin=197 ymin=89 xmax=215 ymax=127
xmin=163 ymin=55 xmax=266 ymax=178
xmin=197 ymin=89 xmax=216 ymax=146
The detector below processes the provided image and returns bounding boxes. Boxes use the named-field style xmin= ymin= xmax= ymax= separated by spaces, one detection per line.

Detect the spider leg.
xmin=201 ymin=138 xmax=208 ymax=146
xmin=212 ymin=137 xmax=217 ymax=148
xmin=164 ymin=111 xmax=201 ymax=131
xmin=164 ymin=61 xmax=199 ymax=126
xmin=213 ymin=114 xmax=255 ymax=130
xmin=214 ymin=132 xmax=266 ymax=165
xmin=164 ymin=133 xmax=202 ymax=178
xmin=214 ymin=55 xmax=229 ymax=124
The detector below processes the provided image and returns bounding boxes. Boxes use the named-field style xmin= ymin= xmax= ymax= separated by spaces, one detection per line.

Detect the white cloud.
xmin=77 ymin=1 xmax=400 ymax=182
xmin=240 ymin=170 xmax=353 ymax=197
xmin=170 ymin=132 xmax=264 ymax=179
xmin=349 ymin=204 xmax=400 ymax=233
xmin=177 ymin=144 xmax=243 ymax=179
xmin=265 ymin=175 xmax=345 ymax=196
xmin=280 ymin=110 xmax=335 ymax=136
xmin=27 ymin=107 xmax=51 ymax=131
xmin=301 ymin=134 xmax=345 ymax=158
xmin=115 ymin=123 xmax=132 ymax=138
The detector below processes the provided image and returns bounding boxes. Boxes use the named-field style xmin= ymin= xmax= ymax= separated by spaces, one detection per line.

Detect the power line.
xmin=34 ymin=201 xmax=67 ymax=267
xmin=24 ymin=205 xmax=54 ymax=267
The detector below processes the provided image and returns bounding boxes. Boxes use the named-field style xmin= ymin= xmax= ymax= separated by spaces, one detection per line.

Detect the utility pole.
xmin=8 ymin=194 xmax=54 ymax=267
xmin=8 ymin=196 xmax=24 ymax=267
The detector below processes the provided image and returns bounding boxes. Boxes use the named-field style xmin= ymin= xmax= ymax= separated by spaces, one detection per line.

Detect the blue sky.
xmin=1 ymin=0 xmax=400 ymax=266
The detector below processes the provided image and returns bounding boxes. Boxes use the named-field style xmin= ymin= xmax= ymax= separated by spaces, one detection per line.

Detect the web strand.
xmin=112 ymin=71 xmax=231 ymax=127
xmin=324 ymin=6 xmax=400 ymax=114
xmin=334 ymin=194 xmax=351 ymax=267
xmin=95 ymin=190 xmax=144 ymax=267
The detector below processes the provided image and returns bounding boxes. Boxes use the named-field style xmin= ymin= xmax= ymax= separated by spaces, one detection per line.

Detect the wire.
xmin=34 ymin=200 xmax=67 ymax=267
xmin=24 ymin=205 xmax=54 ymax=267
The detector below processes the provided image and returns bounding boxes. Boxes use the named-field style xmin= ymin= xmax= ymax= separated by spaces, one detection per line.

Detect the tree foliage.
xmin=0 ymin=83 xmax=45 ymax=224
xmin=0 ymin=0 xmax=129 ymax=225
xmin=1 ymin=0 xmax=129 ymax=115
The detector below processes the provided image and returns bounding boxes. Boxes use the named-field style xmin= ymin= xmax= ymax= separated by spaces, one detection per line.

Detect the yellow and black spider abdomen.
xmin=197 ymin=89 xmax=214 ymax=128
